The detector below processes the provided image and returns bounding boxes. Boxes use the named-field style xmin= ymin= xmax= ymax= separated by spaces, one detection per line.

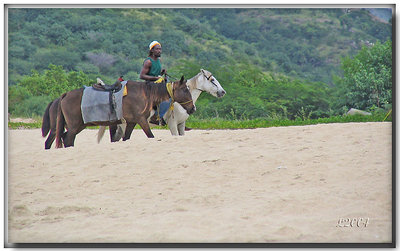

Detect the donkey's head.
xmin=198 ymin=69 xmax=226 ymax=98
xmin=172 ymin=76 xmax=196 ymax=115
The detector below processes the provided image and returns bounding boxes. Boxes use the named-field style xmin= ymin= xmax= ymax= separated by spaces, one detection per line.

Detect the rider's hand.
xmin=154 ymin=76 xmax=164 ymax=84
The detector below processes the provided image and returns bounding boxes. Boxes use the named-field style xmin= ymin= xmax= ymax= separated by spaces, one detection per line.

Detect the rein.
xmin=166 ymin=82 xmax=174 ymax=103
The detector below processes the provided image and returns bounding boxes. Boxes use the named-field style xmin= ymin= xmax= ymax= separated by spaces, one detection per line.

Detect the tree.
xmin=17 ymin=64 xmax=91 ymax=99
xmin=338 ymin=40 xmax=392 ymax=111
xmin=9 ymin=65 xmax=93 ymax=116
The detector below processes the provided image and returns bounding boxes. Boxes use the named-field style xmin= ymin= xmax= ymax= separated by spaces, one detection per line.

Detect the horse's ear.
xmin=180 ymin=75 xmax=185 ymax=85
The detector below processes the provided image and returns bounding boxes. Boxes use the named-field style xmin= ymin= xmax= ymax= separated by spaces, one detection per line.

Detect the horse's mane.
xmin=147 ymin=81 xmax=170 ymax=104
xmin=187 ymin=70 xmax=212 ymax=91
xmin=187 ymin=72 xmax=202 ymax=90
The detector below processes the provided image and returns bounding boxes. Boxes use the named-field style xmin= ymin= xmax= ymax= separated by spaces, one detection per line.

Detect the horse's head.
xmin=172 ymin=76 xmax=196 ymax=115
xmin=197 ymin=69 xmax=226 ymax=98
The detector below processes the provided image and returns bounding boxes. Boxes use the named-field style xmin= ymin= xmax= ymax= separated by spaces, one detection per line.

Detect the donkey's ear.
xmin=180 ymin=75 xmax=185 ymax=84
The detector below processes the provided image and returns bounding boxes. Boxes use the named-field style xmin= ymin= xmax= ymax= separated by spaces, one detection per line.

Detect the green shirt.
xmin=145 ymin=57 xmax=162 ymax=77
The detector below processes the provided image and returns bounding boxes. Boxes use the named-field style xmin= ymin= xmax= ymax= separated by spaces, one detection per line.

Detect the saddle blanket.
xmin=81 ymin=82 xmax=127 ymax=124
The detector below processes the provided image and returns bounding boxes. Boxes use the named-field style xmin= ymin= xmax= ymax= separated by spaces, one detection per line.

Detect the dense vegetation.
xmin=8 ymin=7 xmax=392 ymax=121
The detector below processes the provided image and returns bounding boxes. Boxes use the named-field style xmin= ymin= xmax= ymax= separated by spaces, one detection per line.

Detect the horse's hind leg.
xmin=45 ymin=129 xmax=56 ymax=149
xmin=63 ymin=126 xmax=85 ymax=147
xmin=63 ymin=131 xmax=76 ymax=148
xmin=122 ymin=123 xmax=136 ymax=141
xmin=46 ymin=127 xmax=66 ymax=149
xmin=137 ymin=118 xmax=154 ymax=138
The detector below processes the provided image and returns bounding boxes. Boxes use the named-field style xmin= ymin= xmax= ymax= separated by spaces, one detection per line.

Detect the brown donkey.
xmin=55 ymin=76 xmax=195 ymax=148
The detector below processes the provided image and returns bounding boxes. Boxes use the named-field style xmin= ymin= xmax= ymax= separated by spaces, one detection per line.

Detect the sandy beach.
xmin=7 ymin=122 xmax=392 ymax=244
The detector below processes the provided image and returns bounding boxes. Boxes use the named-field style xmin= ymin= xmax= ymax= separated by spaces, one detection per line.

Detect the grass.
xmin=8 ymin=113 xmax=391 ymax=130
xmin=184 ymin=113 xmax=391 ymax=129
xmin=8 ymin=121 xmax=43 ymax=129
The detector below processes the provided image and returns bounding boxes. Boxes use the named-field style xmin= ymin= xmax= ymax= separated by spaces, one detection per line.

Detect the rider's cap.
xmin=149 ymin=41 xmax=161 ymax=50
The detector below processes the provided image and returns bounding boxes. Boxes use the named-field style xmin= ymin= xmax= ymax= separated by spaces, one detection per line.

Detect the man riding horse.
xmin=140 ymin=41 xmax=169 ymax=126
xmin=139 ymin=41 xmax=191 ymax=130
xmin=140 ymin=41 xmax=166 ymax=82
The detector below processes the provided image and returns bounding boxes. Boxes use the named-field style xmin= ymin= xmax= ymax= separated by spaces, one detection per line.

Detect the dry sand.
xmin=7 ymin=122 xmax=392 ymax=243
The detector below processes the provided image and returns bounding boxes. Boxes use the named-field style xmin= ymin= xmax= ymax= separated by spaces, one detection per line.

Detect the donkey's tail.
xmin=97 ymin=126 xmax=106 ymax=143
xmin=41 ymin=100 xmax=54 ymax=137
xmin=55 ymin=94 xmax=67 ymax=148
xmin=97 ymin=122 xmax=126 ymax=143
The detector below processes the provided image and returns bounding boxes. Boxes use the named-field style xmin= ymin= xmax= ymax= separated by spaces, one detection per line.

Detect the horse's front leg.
xmin=109 ymin=124 xmax=127 ymax=142
xmin=122 ymin=123 xmax=136 ymax=141
xmin=109 ymin=125 xmax=118 ymax=142
xmin=137 ymin=117 xmax=154 ymax=138
xmin=168 ymin=119 xmax=179 ymax=136
xmin=177 ymin=122 xmax=186 ymax=136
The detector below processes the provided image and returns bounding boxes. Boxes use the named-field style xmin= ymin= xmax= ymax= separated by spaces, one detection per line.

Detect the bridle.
xmin=166 ymin=82 xmax=193 ymax=110
xmin=165 ymin=71 xmax=218 ymax=92
xmin=202 ymin=70 xmax=218 ymax=87
xmin=195 ymin=70 xmax=218 ymax=92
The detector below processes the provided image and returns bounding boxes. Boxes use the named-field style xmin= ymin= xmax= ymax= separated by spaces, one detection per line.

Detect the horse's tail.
xmin=41 ymin=100 xmax=54 ymax=137
xmin=55 ymin=94 xmax=67 ymax=148
xmin=97 ymin=126 xmax=106 ymax=143
xmin=97 ymin=123 xmax=126 ymax=143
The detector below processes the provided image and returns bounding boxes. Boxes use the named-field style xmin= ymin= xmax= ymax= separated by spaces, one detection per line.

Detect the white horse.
xmin=163 ymin=69 xmax=226 ymax=135
xmin=97 ymin=69 xmax=226 ymax=142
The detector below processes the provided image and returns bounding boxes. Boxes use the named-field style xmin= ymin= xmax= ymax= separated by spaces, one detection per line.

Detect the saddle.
xmin=92 ymin=81 xmax=122 ymax=92
xmin=90 ymin=80 xmax=123 ymax=121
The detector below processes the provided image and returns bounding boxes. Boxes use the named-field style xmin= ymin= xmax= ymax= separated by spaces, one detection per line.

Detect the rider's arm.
xmin=140 ymin=60 xmax=161 ymax=81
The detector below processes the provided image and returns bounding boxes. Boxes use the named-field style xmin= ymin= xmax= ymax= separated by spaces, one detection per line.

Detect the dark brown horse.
xmin=42 ymin=98 xmax=62 ymax=149
xmin=55 ymin=76 xmax=195 ymax=148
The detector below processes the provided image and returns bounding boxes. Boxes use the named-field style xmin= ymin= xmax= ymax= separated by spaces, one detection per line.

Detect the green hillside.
xmin=7 ymin=7 xmax=392 ymax=120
